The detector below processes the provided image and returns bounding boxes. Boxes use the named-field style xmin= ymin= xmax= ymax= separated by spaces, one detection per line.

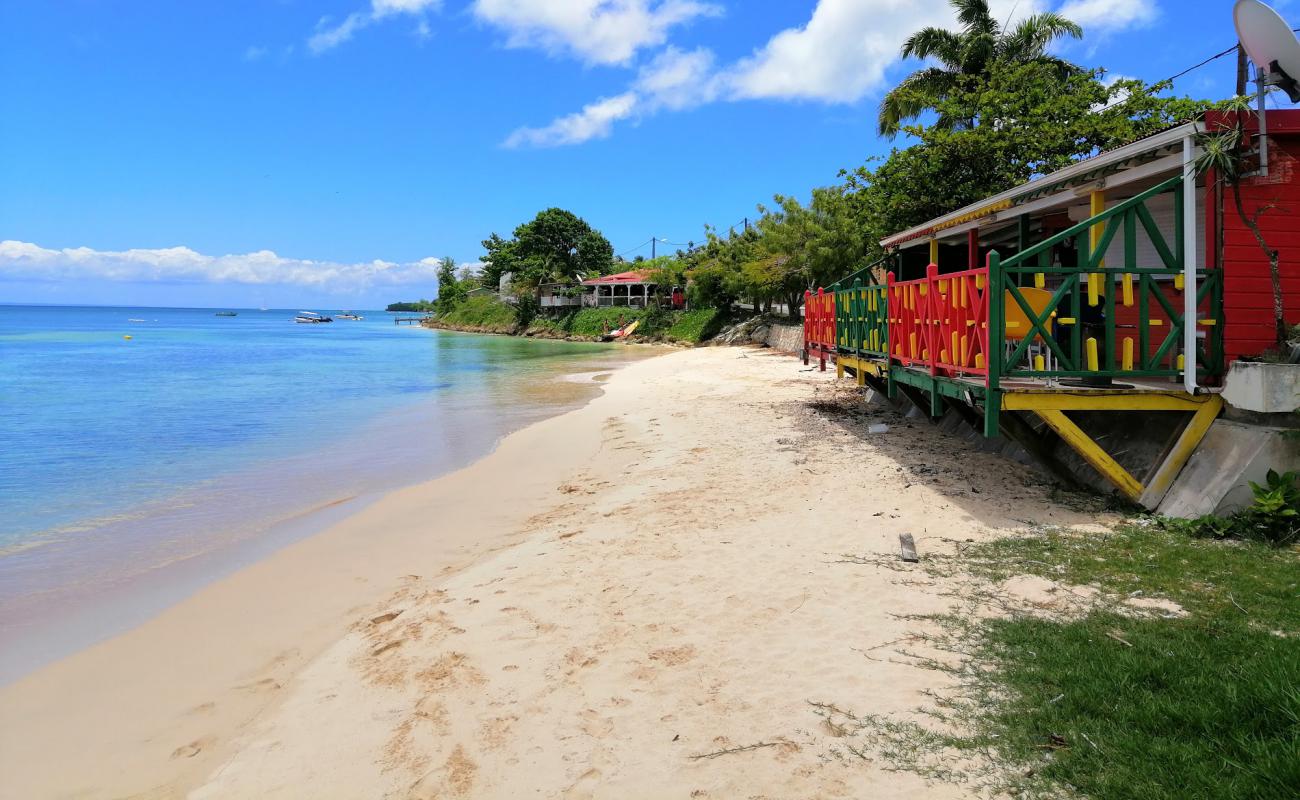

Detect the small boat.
xmin=336 ymin=312 xmax=364 ymax=320
xmin=215 ymin=311 xmax=237 ymax=317
xmin=602 ymin=319 xmax=640 ymax=341
xmin=295 ymin=311 xmax=333 ymax=324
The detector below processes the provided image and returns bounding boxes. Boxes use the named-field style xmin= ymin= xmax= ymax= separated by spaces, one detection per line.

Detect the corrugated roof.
xmin=581 ymin=270 xmax=653 ymax=285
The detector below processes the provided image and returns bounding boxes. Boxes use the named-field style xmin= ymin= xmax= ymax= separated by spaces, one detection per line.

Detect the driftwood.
xmin=899 ymin=532 xmax=919 ymax=563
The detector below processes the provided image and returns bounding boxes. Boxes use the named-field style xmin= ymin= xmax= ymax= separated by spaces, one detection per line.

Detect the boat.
xmin=336 ymin=311 xmax=364 ymax=320
xmin=602 ymin=319 xmax=640 ymax=341
xmin=215 ymin=311 xmax=237 ymax=317
xmin=294 ymin=311 xmax=333 ymax=323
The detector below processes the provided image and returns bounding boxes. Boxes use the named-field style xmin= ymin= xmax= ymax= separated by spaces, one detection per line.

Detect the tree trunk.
xmin=1230 ymin=185 xmax=1285 ymax=349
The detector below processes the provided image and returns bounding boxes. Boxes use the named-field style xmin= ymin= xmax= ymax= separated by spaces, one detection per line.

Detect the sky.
xmin=1 ymin=0 xmax=1295 ymax=308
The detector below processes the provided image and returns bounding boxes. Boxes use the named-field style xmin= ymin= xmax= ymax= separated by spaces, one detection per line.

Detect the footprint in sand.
xmin=169 ymin=736 xmax=212 ymax=759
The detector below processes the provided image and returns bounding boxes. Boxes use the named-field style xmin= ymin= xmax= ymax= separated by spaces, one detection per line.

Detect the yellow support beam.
xmin=1001 ymin=391 xmax=1212 ymax=412
xmin=1090 ymin=189 xmax=1106 ymax=270
xmin=1138 ymin=396 xmax=1224 ymax=508
xmin=1035 ymin=409 xmax=1144 ymax=501
xmin=929 ymin=238 xmax=939 ymax=266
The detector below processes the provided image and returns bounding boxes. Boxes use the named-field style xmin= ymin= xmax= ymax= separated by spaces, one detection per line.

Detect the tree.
xmin=878 ymin=0 xmax=1082 ymax=137
xmin=435 ymin=256 xmax=466 ymax=314
xmin=850 ymin=62 xmax=1211 ymax=257
xmin=480 ymin=208 xmax=614 ymax=296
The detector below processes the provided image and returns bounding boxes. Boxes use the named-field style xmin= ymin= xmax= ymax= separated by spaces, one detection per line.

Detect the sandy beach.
xmin=0 ymin=345 xmax=1114 ymax=799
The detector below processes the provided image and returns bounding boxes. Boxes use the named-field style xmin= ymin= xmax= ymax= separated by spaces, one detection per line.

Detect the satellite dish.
xmin=1234 ymin=0 xmax=1300 ymax=102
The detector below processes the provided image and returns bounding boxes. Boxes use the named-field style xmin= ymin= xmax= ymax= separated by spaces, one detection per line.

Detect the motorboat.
xmin=215 ymin=311 xmax=237 ymax=317
xmin=336 ymin=311 xmax=363 ymax=320
xmin=295 ymin=311 xmax=333 ymax=323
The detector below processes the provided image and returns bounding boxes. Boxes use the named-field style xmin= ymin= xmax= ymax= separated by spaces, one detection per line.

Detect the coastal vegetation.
xmin=399 ymin=1 xmax=1209 ymax=329
xmin=426 ymin=293 xmax=728 ymax=345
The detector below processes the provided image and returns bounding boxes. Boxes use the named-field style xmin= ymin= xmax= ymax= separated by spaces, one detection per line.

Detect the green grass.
xmin=664 ymin=308 xmax=727 ymax=343
xmin=959 ymin=525 xmax=1300 ymax=799
xmin=522 ymin=306 xmax=728 ymax=343
xmin=434 ymin=295 xmax=519 ymax=332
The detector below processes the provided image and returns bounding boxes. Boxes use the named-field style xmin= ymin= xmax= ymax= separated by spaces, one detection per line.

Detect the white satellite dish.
xmin=1234 ymin=0 xmax=1300 ymax=102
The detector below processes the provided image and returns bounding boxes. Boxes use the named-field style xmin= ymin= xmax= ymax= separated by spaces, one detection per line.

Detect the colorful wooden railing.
xmin=801 ymin=175 xmax=1224 ymax=416
xmin=993 ymin=176 xmax=1224 ymax=383
xmin=802 ymin=287 xmax=836 ymax=368
xmin=886 ymin=265 xmax=991 ymax=379
xmin=835 ymin=279 xmax=889 ymax=359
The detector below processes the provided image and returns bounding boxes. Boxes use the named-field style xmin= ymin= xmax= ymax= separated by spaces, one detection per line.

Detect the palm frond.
xmin=999 ymin=12 xmax=1083 ymax=60
xmin=900 ymin=27 xmax=965 ymax=67
xmin=953 ymin=0 xmax=996 ymax=34
xmin=877 ymin=67 xmax=960 ymax=137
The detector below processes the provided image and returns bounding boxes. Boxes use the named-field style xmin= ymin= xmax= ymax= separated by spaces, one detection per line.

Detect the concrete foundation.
xmin=1157 ymin=419 xmax=1300 ymax=518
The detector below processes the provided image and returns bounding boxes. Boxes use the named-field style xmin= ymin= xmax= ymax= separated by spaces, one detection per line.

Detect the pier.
xmin=393 ymin=316 xmax=427 ymax=325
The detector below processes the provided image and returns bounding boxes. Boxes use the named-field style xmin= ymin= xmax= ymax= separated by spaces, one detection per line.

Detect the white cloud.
xmin=503 ymin=0 xmax=1143 ymax=147
xmin=504 ymin=92 xmax=639 ymax=148
xmin=471 ymin=0 xmax=722 ymax=66
xmin=309 ymin=0 xmax=442 ymax=53
xmin=0 ymin=241 xmax=446 ymax=291
xmin=309 ymin=12 xmax=373 ymax=54
xmin=1058 ymin=0 xmax=1158 ymax=31
xmin=243 ymin=45 xmax=269 ymax=62
xmin=636 ymin=46 xmax=720 ymax=110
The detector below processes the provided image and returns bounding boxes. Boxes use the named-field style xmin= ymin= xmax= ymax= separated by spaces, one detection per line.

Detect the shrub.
xmin=1163 ymin=469 xmax=1299 ymax=547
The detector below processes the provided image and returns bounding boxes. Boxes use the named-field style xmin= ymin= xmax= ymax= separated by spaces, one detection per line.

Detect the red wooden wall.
xmin=1207 ymin=110 xmax=1300 ymax=363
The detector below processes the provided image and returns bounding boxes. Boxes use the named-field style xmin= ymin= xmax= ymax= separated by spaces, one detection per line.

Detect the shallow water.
xmin=0 ymin=305 xmax=652 ymax=680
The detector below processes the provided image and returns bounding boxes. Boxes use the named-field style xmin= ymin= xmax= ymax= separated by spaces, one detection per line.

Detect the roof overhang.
xmin=880 ymin=121 xmax=1204 ymax=250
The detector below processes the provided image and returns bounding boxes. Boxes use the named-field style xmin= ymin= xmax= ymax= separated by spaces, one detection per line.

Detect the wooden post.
xmin=928 ymin=238 xmax=939 ymax=267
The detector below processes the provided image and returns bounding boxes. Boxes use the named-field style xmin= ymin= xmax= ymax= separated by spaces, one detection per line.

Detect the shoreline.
xmin=0 ymin=346 xmax=665 ymax=798
xmin=0 ymin=346 xmax=1112 ymax=798
xmin=0 ymin=335 xmax=662 ymax=685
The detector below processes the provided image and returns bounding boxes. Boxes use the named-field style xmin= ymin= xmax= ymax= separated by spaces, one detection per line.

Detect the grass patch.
xmin=435 ymin=295 xmax=519 ymax=332
xmin=523 ymin=306 xmax=729 ymax=343
xmin=664 ymin=307 xmax=727 ymax=343
xmin=950 ymin=525 xmax=1300 ymax=799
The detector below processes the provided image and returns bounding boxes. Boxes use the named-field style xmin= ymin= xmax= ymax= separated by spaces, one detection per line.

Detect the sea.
xmin=0 ymin=304 xmax=647 ymax=681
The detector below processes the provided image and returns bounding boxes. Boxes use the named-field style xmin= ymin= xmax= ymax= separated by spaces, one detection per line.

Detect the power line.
xmin=1160 ymin=28 xmax=1300 ymax=88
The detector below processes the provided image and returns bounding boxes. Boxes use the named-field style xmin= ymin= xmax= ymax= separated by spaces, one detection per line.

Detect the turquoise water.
xmin=0 ymin=305 xmax=639 ymax=678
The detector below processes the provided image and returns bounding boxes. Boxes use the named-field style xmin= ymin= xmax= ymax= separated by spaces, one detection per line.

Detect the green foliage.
xmin=521 ymin=307 xmax=725 ymax=344
xmin=434 ymin=295 xmax=519 ymax=333
xmin=385 ymin=300 xmax=435 ymax=312
xmin=957 ymin=525 xmax=1300 ymax=799
xmin=880 ymin=0 xmax=1083 ymax=136
xmin=664 ymin=308 xmax=727 ymax=343
xmin=1162 ymin=470 xmax=1300 ymax=547
xmin=479 ymin=208 xmax=614 ymax=293
xmin=847 ymin=61 xmax=1212 ymax=252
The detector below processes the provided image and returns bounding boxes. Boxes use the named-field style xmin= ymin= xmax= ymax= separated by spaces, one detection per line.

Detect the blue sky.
xmin=1 ymin=0 xmax=1291 ymax=308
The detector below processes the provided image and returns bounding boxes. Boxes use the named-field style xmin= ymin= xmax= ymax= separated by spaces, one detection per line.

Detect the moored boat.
xmin=294 ymin=311 xmax=333 ymax=323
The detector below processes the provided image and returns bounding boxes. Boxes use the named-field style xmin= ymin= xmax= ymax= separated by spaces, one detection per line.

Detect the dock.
xmin=394 ymin=317 xmax=427 ymax=325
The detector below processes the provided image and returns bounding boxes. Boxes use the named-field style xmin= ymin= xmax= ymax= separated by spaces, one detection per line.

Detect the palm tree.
xmin=878 ymin=0 xmax=1083 ymax=138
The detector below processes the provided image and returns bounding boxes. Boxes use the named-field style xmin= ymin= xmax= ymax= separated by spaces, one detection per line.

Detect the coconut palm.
xmin=878 ymin=0 xmax=1083 ymax=137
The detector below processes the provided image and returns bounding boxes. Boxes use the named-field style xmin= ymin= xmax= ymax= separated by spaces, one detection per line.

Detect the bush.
xmin=665 ymin=308 xmax=727 ymax=343
xmin=436 ymin=295 xmax=519 ymax=332
xmin=1162 ymin=469 xmax=1299 ymax=547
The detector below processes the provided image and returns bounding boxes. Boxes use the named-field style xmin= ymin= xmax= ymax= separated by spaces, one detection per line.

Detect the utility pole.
xmin=743 ymin=217 xmax=749 ymax=232
xmin=1236 ymin=42 xmax=1248 ymax=97
xmin=651 ymin=237 xmax=656 ymax=259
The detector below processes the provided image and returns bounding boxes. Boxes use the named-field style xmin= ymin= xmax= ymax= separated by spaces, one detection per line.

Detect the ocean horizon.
xmin=0 ymin=304 xmax=644 ymax=680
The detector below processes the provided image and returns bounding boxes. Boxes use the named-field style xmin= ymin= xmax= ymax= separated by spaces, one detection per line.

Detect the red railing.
xmin=803 ymin=287 xmax=836 ymax=369
xmin=887 ymin=264 xmax=991 ymax=382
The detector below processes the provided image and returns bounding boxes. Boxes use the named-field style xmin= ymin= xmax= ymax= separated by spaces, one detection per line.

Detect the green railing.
xmin=834 ymin=278 xmax=890 ymax=359
xmin=990 ymin=176 xmax=1224 ymax=383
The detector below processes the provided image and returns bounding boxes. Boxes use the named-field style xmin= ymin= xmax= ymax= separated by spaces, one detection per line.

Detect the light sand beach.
xmin=0 ymin=346 xmax=1114 ymax=799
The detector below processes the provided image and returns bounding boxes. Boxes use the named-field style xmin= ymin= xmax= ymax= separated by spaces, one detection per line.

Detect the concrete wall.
xmin=764 ymin=323 xmax=803 ymax=354
xmin=1159 ymin=420 xmax=1300 ymax=517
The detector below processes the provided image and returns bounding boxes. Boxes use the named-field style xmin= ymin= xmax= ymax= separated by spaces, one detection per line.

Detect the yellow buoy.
xmin=123 ymin=335 xmax=133 ymax=340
